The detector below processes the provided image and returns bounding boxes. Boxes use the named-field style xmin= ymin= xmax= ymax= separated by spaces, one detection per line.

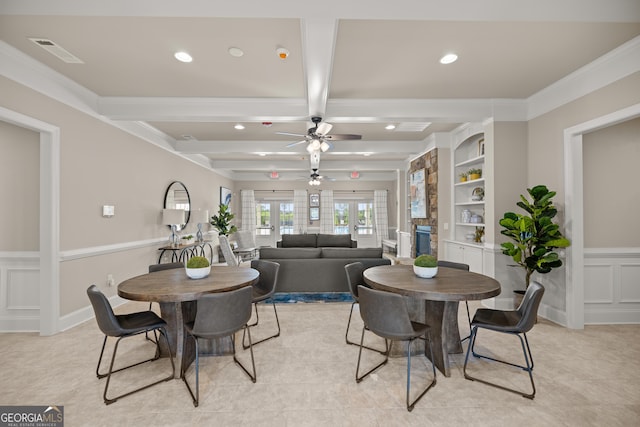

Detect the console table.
xmin=158 ymin=241 xmax=214 ymax=264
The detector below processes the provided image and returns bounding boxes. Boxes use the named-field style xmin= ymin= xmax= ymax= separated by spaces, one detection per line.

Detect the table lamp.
xmin=163 ymin=208 xmax=185 ymax=247
xmin=193 ymin=209 xmax=209 ymax=243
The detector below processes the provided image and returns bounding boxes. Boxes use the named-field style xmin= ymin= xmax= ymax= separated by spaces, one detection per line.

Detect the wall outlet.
xmin=444 ymin=222 xmax=449 ymax=231
xmin=107 ymin=274 xmax=115 ymax=287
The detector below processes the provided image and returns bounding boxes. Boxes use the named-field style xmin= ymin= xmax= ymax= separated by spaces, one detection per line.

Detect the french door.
xmin=332 ymin=199 xmax=377 ymax=248
xmin=254 ymin=200 xmax=294 ymax=247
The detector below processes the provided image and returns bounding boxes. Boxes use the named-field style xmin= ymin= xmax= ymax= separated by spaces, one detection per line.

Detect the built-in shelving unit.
xmin=444 ymin=123 xmax=487 ymax=273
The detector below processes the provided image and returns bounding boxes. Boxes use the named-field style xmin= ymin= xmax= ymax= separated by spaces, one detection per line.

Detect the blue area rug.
xmin=272 ymin=292 xmax=354 ymax=303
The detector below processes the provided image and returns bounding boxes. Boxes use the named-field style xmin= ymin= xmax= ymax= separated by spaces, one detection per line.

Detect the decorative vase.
xmin=469 ymin=173 xmax=481 ymax=180
xmin=413 ymin=265 xmax=438 ymax=278
xmin=185 ymin=266 xmax=211 ymax=279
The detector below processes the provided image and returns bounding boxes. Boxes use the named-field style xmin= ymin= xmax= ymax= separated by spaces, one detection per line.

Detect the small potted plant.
xmin=210 ymin=203 xmax=238 ymax=236
xmin=185 ymin=256 xmax=211 ymax=279
xmin=468 ymin=168 xmax=482 ymax=180
xmin=459 ymin=172 xmax=468 ymax=182
xmin=413 ymin=254 xmax=438 ymax=278
xmin=181 ymin=234 xmax=194 ymax=245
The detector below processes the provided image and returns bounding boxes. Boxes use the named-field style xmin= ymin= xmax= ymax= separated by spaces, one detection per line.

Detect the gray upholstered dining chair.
xmin=356 ymin=285 xmax=437 ymax=412
xmin=437 ymin=260 xmax=472 ymax=341
xmin=344 ymin=262 xmax=388 ymax=354
xmin=218 ymin=234 xmax=239 ymax=266
xmin=463 ymin=281 xmax=545 ymax=399
xmin=86 ymin=285 xmax=175 ymax=405
xmin=242 ymin=259 xmax=281 ymax=349
xmin=182 ymin=286 xmax=256 ymax=407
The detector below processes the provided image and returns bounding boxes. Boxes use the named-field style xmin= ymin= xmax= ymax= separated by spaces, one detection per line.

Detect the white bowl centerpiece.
xmin=413 ymin=254 xmax=438 ymax=278
xmin=185 ymin=256 xmax=211 ymax=279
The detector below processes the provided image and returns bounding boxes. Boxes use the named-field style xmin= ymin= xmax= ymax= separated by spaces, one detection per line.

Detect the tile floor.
xmin=1 ymin=300 xmax=639 ymax=426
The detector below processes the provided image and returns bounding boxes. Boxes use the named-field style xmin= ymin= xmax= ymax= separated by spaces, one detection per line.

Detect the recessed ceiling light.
xmin=174 ymin=51 xmax=193 ymax=63
xmin=228 ymin=47 xmax=244 ymax=57
xmin=385 ymin=124 xmax=396 ymax=130
xmin=440 ymin=53 xmax=458 ymax=65
xmin=234 ymin=124 xmax=245 ymax=130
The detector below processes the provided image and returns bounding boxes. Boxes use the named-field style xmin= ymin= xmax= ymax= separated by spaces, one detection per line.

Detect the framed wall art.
xmin=220 ymin=186 xmax=232 ymax=206
xmin=310 ymin=207 xmax=320 ymax=221
xmin=410 ymin=169 xmax=427 ymax=219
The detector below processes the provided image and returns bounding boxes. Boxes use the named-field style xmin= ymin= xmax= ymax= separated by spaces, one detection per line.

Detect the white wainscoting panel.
xmin=584 ymin=248 xmax=640 ymax=324
xmin=0 ymin=252 xmax=40 ymax=332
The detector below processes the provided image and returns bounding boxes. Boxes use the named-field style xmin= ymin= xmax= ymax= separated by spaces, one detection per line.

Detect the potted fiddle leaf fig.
xmin=499 ymin=185 xmax=571 ymax=296
xmin=210 ymin=203 xmax=238 ymax=236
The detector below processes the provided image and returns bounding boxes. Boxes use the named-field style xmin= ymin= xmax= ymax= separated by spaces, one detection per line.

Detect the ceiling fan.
xmin=278 ymin=116 xmax=362 ymax=152
xmin=305 ymin=168 xmax=335 ymax=186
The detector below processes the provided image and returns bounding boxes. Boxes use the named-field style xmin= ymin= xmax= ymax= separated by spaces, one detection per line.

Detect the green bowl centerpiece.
xmin=185 ymin=256 xmax=211 ymax=279
xmin=413 ymin=254 xmax=438 ymax=278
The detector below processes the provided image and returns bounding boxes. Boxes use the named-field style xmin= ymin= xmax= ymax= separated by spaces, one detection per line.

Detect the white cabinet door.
xmin=444 ymin=241 xmax=483 ymax=273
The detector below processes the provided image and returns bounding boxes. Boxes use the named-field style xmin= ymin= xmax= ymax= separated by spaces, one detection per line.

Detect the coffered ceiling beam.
xmin=174 ymin=140 xmax=427 ymax=154
xmin=209 ymin=159 xmax=407 ymax=171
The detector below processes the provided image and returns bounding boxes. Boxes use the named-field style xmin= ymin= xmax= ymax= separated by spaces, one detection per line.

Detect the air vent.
xmin=394 ymin=122 xmax=431 ymax=132
xmin=28 ymin=38 xmax=84 ymax=64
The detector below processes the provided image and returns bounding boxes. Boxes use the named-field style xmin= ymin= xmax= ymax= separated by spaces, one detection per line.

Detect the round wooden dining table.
xmin=118 ymin=266 xmax=259 ymax=378
xmin=363 ymin=263 xmax=501 ymax=377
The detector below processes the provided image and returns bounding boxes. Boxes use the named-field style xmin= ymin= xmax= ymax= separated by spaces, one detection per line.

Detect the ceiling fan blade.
xmin=276 ymin=131 xmax=307 ymax=137
xmin=315 ymin=122 xmax=333 ymax=136
xmin=325 ymin=134 xmax=362 ymax=141
xmin=285 ymin=140 xmax=307 ymax=148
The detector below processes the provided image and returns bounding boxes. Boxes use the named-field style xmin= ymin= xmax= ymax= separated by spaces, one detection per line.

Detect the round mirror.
xmin=164 ymin=181 xmax=191 ymax=231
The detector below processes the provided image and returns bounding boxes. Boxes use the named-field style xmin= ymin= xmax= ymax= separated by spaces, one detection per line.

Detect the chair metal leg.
xmin=242 ymin=300 xmax=280 ymax=349
xmin=460 ymin=301 xmax=472 ymax=343
xmin=346 ymin=302 xmax=390 ymax=355
xmin=355 ymin=327 xmax=390 ymax=383
xmin=406 ymin=333 xmax=437 ymax=412
xmin=463 ymin=326 xmax=536 ymax=399
xmin=233 ymin=327 xmax=257 ymax=383
xmin=99 ymin=328 xmax=175 ymax=405
xmin=182 ymin=331 xmax=200 ymax=407
xmin=145 ymin=303 xmax=158 ymax=344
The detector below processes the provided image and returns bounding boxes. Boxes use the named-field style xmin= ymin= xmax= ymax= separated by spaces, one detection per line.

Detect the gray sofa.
xmin=259 ymin=246 xmax=391 ymax=293
xmin=276 ymin=233 xmax=357 ymax=248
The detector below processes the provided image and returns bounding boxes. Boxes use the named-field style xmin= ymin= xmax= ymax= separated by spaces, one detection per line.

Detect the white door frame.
xmin=1 ymin=107 xmax=60 ymax=336
xmin=564 ymin=102 xmax=640 ymax=329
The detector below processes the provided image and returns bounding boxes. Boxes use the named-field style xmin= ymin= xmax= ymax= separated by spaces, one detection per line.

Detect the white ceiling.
xmin=1 ymin=0 xmax=640 ymax=182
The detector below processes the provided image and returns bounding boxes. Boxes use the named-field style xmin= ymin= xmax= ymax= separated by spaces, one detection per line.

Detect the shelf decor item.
xmin=499 ymin=185 xmax=571 ymax=292
xmin=468 ymin=168 xmax=482 ymax=180
xmin=471 ymin=187 xmax=484 ymax=201
xmin=185 ymin=256 xmax=211 ymax=279
xmin=459 ymin=172 xmax=468 ymax=182
xmin=413 ymin=254 xmax=438 ymax=278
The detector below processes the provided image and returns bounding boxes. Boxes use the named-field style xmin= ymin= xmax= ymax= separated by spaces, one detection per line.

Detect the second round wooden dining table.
xmin=363 ymin=263 xmax=501 ymax=377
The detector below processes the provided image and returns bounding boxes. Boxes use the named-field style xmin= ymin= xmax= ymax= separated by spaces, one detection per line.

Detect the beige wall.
xmin=492 ymin=121 xmax=528 ymax=246
xmin=583 ymin=117 xmax=640 ymax=247
xmin=0 ymin=121 xmax=39 ymax=251
xmin=0 ymin=76 xmax=232 ymax=315
xmin=526 ymin=71 xmax=640 ymax=311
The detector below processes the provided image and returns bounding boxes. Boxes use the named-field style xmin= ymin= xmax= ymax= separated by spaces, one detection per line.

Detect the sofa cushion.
xmin=280 ymin=234 xmax=317 ymax=248
xmin=316 ymin=234 xmax=352 ymax=248
xmin=321 ymin=247 xmax=383 ymax=259
xmin=259 ymin=247 xmax=321 ymax=259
